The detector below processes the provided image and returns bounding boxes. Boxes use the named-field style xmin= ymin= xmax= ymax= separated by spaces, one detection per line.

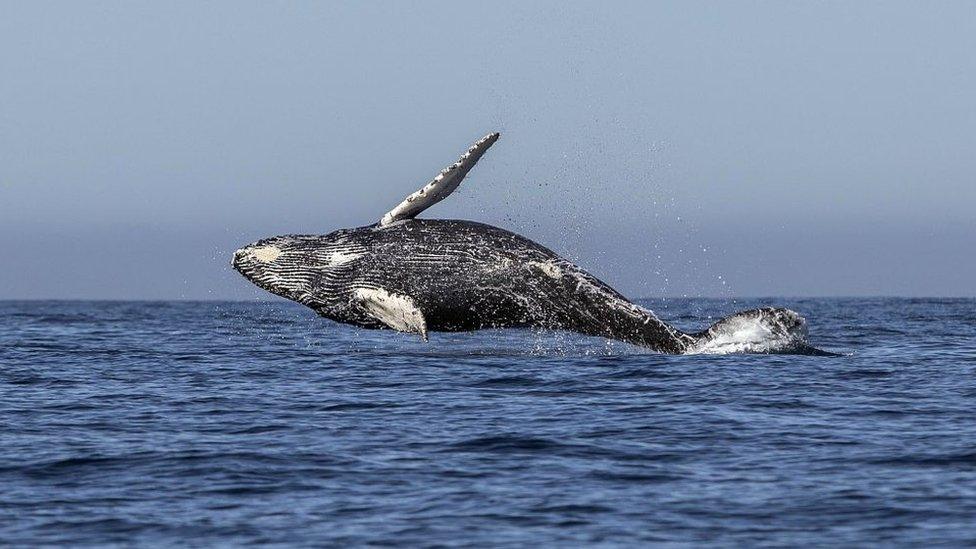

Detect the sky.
xmin=1 ymin=1 xmax=973 ymax=299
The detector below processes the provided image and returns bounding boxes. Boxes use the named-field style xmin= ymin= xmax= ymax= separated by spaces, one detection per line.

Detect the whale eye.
xmin=251 ymin=245 xmax=282 ymax=263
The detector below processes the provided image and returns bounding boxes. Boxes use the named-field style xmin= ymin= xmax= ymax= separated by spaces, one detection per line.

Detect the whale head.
xmin=232 ymin=232 xmax=365 ymax=305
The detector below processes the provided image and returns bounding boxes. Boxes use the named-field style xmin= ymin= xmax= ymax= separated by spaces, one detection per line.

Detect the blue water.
xmin=1 ymin=298 xmax=974 ymax=546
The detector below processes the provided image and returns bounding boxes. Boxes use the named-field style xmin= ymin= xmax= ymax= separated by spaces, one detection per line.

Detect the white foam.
xmin=528 ymin=260 xmax=563 ymax=279
xmin=686 ymin=310 xmax=808 ymax=355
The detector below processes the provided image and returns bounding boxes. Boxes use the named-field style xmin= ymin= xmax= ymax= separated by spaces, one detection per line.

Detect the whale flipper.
xmin=353 ymin=287 xmax=429 ymax=341
xmin=378 ymin=132 xmax=500 ymax=226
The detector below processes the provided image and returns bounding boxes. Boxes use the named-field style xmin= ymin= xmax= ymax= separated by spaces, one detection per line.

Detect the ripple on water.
xmin=0 ymin=298 xmax=974 ymax=546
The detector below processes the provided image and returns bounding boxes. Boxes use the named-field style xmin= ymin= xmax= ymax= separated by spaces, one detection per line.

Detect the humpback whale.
xmin=233 ymin=133 xmax=819 ymax=354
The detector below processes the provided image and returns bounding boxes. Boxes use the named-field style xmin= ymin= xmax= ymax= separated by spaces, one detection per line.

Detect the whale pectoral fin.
xmin=378 ymin=132 xmax=500 ymax=226
xmin=353 ymin=287 xmax=429 ymax=341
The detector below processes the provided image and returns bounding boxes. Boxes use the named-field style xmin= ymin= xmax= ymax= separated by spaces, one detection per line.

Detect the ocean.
xmin=1 ymin=298 xmax=974 ymax=546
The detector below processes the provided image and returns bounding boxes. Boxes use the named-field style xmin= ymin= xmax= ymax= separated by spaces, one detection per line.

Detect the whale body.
xmin=233 ymin=133 xmax=818 ymax=354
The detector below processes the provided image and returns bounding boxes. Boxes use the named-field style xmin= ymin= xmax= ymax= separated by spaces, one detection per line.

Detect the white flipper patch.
xmin=378 ymin=132 xmax=500 ymax=226
xmin=354 ymin=287 xmax=429 ymax=341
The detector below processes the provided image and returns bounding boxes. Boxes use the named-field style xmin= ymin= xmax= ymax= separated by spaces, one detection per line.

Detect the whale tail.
xmin=684 ymin=307 xmax=821 ymax=355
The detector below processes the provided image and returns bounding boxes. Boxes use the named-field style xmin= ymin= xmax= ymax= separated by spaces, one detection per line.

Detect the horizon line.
xmin=1 ymin=296 xmax=973 ymax=303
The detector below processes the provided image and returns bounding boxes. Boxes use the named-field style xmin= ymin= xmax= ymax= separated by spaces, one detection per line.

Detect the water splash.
xmin=687 ymin=307 xmax=812 ymax=355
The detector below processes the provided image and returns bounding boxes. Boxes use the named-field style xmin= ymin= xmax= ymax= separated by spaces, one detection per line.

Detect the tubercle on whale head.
xmin=232 ymin=237 xmax=301 ymax=302
xmin=231 ymin=232 xmax=365 ymax=305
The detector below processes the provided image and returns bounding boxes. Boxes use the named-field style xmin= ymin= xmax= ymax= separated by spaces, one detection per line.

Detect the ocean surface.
xmin=1 ymin=298 xmax=974 ymax=546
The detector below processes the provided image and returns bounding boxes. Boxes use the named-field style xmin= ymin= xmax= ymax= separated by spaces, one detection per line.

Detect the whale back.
xmin=321 ymin=219 xmax=694 ymax=352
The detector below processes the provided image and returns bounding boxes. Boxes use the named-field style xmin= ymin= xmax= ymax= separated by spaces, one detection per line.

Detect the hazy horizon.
xmin=1 ymin=295 xmax=974 ymax=303
xmin=2 ymin=2 xmax=974 ymax=300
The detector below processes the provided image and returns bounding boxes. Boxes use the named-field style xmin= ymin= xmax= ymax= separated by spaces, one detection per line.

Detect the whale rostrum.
xmin=233 ymin=132 xmax=821 ymax=354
